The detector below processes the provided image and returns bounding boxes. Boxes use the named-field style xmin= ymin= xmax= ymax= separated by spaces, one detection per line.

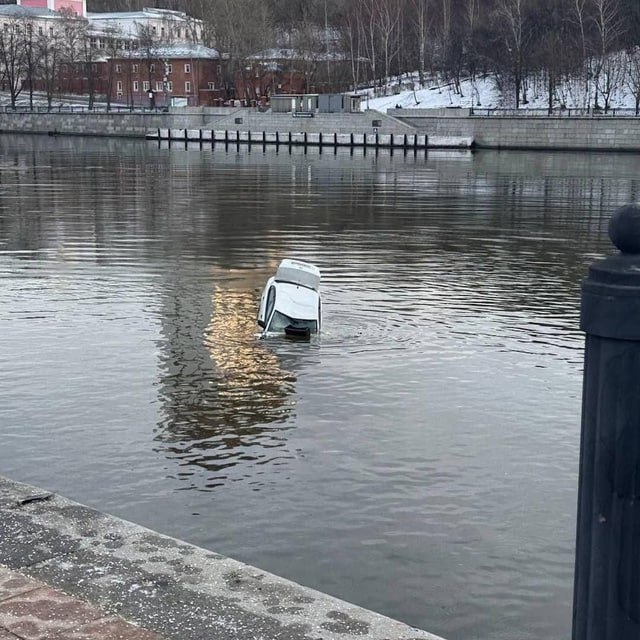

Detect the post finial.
xmin=608 ymin=204 xmax=640 ymax=254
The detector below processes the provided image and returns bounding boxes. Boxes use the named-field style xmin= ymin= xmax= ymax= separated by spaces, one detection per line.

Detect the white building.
xmin=8 ymin=3 xmax=204 ymax=50
xmin=87 ymin=8 xmax=204 ymax=47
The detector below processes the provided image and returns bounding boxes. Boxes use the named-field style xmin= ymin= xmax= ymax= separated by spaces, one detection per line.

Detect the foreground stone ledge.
xmin=0 ymin=476 xmax=444 ymax=640
xmin=0 ymin=565 xmax=162 ymax=639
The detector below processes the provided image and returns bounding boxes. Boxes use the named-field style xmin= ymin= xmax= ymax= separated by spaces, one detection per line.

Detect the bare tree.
xmin=103 ymin=25 xmax=124 ymax=109
xmin=36 ymin=24 xmax=64 ymax=109
xmin=78 ymin=31 xmax=100 ymax=109
xmin=22 ymin=18 xmax=36 ymax=110
xmin=493 ymin=0 xmax=532 ymax=107
xmin=572 ymin=0 xmax=591 ymax=106
xmin=204 ymin=0 xmax=272 ymax=102
xmin=597 ymin=49 xmax=625 ymax=111
xmin=359 ymin=0 xmax=380 ymax=88
xmin=0 ymin=16 xmax=28 ymax=108
xmin=377 ymin=0 xmax=403 ymax=83
xmin=340 ymin=2 xmax=365 ymax=90
xmin=591 ymin=0 xmax=626 ymax=110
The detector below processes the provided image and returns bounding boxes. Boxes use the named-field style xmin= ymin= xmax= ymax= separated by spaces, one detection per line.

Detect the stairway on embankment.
xmin=205 ymin=109 xmax=417 ymax=135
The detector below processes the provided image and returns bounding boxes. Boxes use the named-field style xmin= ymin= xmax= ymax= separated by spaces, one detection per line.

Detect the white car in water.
xmin=257 ymin=259 xmax=321 ymax=337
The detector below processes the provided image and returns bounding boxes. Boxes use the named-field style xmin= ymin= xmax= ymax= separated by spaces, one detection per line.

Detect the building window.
xmin=132 ymin=64 xmax=138 ymax=73
xmin=177 ymin=28 xmax=181 ymax=39
xmin=149 ymin=63 xmax=155 ymax=73
xmin=167 ymin=81 xmax=173 ymax=92
xmin=116 ymin=80 xmax=123 ymax=92
xmin=161 ymin=27 xmax=165 ymax=38
xmin=143 ymin=81 xmax=150 ymax=91
xmin=133 ymin=81 xmax=139 ymax=92
xmin=185 ymin=81 xmax=192 ymax=93
xmin=91 ymin=63 xmax=97 ymax=73
xmin=184 ymin=63 xmax=191 ymax=73
xmin=100 ymin=40 xmax=105 ymax=49
xmin=49 ymin=27 xmax=53 ymax=37
xmin=38 ymin=26 xmax=43 ymax=35
xmin=156 ymin=81 xmax=163 ymax=92
xmin=152 ymin=26 xmax=157 ymax=33
xmin=208 ymin=82 xmax=215 ymax=90
xmin=166 ymin=64 xmax=172 ymax=74
xmin=115 ymin=64 xmax=121 ymax=73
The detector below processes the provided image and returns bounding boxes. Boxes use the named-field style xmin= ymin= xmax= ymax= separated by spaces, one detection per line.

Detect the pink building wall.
xmin=17 ymin=0 xmax=49 ymax=7
xmin=53 ymin=0 xmax=85 ymax=15
xmin=17 ymin=0 xmax=86 ymax=16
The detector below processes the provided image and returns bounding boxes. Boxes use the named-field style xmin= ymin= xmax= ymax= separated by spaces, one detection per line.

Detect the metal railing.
xmin=471 ymin=107 xmax=640 ymax=117
xmin=0 ymin=104 xmax=169 ymax=114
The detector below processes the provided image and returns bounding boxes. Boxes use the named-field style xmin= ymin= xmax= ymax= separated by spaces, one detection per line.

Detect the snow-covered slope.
xmin=365 ymin=73 xmax=640 ymax=112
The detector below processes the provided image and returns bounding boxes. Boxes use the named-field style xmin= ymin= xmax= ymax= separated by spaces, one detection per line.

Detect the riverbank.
xmin=1 ymin=107 xmax=640 ymax=150
xmin=0 ymin=475 xmax=444 ymax=640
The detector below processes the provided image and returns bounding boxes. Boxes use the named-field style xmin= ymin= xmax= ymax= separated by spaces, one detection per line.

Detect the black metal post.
xmin=573 ymin=204 xmax=640 ymax=640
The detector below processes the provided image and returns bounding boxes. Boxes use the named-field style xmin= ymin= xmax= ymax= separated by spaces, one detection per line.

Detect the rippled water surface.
xmin=1 ymin=135 xmax=637 ymax=639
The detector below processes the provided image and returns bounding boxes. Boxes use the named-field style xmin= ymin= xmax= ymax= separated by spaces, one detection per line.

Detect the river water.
xmin=1 ymin=134 xmax=637 ymax=639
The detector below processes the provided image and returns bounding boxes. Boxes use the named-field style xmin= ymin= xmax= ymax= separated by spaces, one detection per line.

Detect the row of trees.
xmin=91 ymin=0 xmax=640 ymax=109
xmin=206 ymin=0 xmax=640 ymax=108
xmin=3 ymin=0 xmax=640 ymax=109
xmin=0 ymin=11 xmax=93 ymax=109
xmin=94 ymin=0 xmax=640 ymax=108
xmin=0 ymin=9 xmax=185 ymax=109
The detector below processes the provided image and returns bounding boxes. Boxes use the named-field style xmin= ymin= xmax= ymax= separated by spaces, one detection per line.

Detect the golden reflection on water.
xmin=204 ymin=279 xmax=296 ymax=410
xmin=153 ymin=271 xmax=298 ymax=486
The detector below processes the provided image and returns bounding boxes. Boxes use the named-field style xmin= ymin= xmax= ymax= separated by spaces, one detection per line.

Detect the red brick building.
xmin=107 ymin=44 xmax=224 ymax=107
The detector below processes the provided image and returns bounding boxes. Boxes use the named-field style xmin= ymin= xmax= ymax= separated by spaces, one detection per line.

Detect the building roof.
xmin=0 ymin=5 xmax=59 ymax=18
xmin=249 ymin=48 xmax=353 ymax=63
xmin=119 ymin=43 xmax=219 ymax=60
xmin=86 ymin=8 xmax=190 ymax=21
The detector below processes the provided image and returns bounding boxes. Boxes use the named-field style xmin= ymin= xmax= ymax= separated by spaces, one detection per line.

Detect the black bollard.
xmin=573 ymin=203 xmax=640 ymax=640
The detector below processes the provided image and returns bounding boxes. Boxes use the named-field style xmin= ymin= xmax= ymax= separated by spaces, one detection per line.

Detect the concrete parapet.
xmin=0 ymin=475 xmax=444 ymax=640
xmin=393 ymin=113 xmax=640 ymax=151
xmin=2 ymin=109 xmax=640 ymax=150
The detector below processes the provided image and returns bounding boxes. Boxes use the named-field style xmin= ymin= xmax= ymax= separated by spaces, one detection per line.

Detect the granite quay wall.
xmin=0 ymin=109 xmax=233 ymax=138
xmin=4 ymin=107 xmax=639 ymax=151
xmin=393 ymin=109 xmax=640 ymax=151
xmin=0 ymin=109 xmax=415 ymax=140
xmin=0 ymin=475 xmax=445 ymax=640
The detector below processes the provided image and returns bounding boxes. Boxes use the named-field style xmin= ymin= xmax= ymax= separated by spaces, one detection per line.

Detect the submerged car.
xmin=257 ymin=259 xmax=321 ymax=337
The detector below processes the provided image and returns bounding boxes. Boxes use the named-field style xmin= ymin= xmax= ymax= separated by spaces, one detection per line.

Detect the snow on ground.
xmin=365 ymin=75 xmax=500 ymax=112
xmin=364 ymin=72 xmax=640 ymax=113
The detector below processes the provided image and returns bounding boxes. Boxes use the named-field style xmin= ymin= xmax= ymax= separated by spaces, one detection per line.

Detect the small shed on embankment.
xmin=271 ymin=93 xmax=362 ymax=114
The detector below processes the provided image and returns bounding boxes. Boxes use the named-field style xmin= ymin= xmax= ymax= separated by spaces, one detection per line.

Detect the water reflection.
xmin=153 ymin=270 xmax=299 ymax=490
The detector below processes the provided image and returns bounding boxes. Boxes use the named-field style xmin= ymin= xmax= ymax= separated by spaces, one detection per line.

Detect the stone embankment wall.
xmin=0 ymin=109 xmax=233 ymax=137
xmin=0 ymin=108 xmax=411 ymax=139
xmin=393 ymin=109 xmax=640 ymax=151
xmin=3 ymin=107 xmax=640 ymax=150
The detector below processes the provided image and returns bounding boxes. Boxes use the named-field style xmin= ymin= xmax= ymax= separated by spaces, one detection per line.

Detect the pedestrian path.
xmin=0 ymin=565 xmax=161 ymax=640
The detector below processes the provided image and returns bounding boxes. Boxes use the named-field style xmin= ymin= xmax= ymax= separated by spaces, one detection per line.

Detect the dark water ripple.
xmin=0 ymin=135 xmax=631 ymax=640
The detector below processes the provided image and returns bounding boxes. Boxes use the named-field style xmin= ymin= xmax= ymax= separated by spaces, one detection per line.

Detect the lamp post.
xmin=573 ymin=203 xmax=640 ymax=640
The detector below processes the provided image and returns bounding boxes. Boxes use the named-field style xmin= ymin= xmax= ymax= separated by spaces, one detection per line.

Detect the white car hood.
xmin=274 ymin=282 xmax=319 ymax=320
